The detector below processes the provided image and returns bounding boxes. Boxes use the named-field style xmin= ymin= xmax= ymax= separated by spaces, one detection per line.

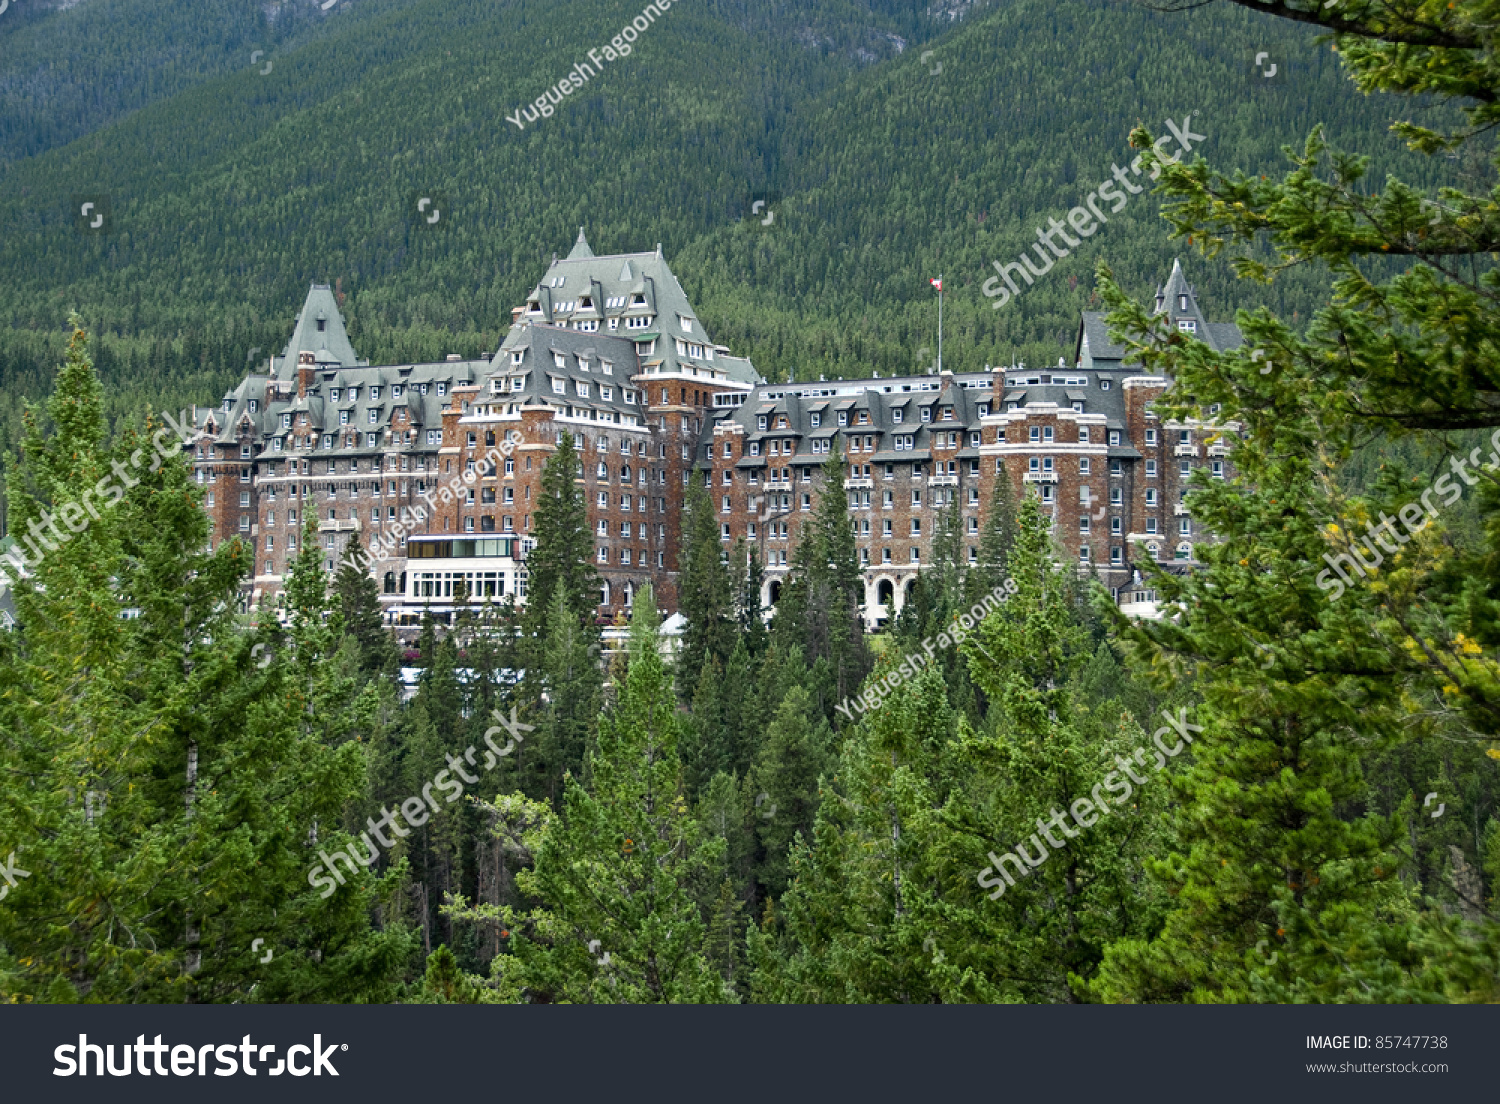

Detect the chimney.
xmin=297 ymin=351 xmax=315 ymax=398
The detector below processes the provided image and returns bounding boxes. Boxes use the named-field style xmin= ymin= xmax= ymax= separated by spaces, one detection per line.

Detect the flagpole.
xmin=937 ymin=274 xmax=943 ymax=374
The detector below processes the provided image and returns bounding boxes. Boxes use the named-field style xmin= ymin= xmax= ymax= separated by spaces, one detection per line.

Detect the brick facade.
xmin=191 ymin=245 xmax=1237 ymax=627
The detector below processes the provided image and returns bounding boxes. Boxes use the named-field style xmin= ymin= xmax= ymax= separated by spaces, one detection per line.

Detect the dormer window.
xmin=437 ymin=383 xmax=447 ymax=396
xmin=554 ymin=353 xmax=566 ymax=369
xmin=1179 ymin=294 xmax=1188 ymax=310
xmin=920 ymin=407 xmax=932 ymax=422
xmin=317 ymin=317 xmax=326 ymax=332
xmin=1178 ymin=320 xmax=1197 ymax=333
xmin=370 ymin=386 xmax=381 ymax=401
xmin=249 ymin=400 xmax=258 ymax=413
xmin=631 ymin=294 xmax=646 ymax=306
xmin=601 ymin=360 xmax=613 ymax=375
xmin=580 ymin=297 xmax=592 ymax=309
xmin=810 ymin=413 xmax=821 ymax=428
xmin=892 ymin=409 xmax=903 ymax=423
xmin=837 ymin=412 xmax=848 ymax=426
xmin=223 ymin=400 xmax=232 ymax=413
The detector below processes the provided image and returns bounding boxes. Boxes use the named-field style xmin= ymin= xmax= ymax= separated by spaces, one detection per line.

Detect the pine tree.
xmin=1076 ymin=1 xmax=1500 ymax=997
xmin=677 ymin=478 xmax=737 ymax=696
xmin=0 ymin=320 xmax=410 ymax=1003
xmin=334 ymin=538 xmax=399 ymax=678
xmin=958 ymin=494 xmax=1170 ymax=1001
xmin=529 ymin=587 xmax=602 ymax=807
xmin=771 ymin=436 xmax=869 ymax=715
xmin=521 ymin=430 xmax=599 ymax=658
xmin=747 ymin=685 xmax=835 ymax=902
xmin=486 ymin=586 xmax=734 ymax=1003
xmin=976 ymin=468 xmax=1018 ymax=594
xmin=734 ymin=543 xmax=768 ymax=659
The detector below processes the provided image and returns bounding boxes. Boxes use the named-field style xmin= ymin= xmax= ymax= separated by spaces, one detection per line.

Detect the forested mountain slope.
xmin=0 ymin=0 xmax=1466 ymax=455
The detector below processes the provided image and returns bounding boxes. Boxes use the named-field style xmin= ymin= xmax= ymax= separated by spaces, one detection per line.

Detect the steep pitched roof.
xmin=566 ymin=227 xmax=596 ymax=261
xmin=273 ymin=285 xmax=361 ymax=379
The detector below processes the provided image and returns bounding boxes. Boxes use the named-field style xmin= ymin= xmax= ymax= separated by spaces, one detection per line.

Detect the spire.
xmin=275 ymin=283 xmax=359 ymax=378
xmin=566 ymin=227 xmax=595 ymax=261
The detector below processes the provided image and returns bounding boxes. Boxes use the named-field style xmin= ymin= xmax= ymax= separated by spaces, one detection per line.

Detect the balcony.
xmin=1207 ymin=443 xmax=1230 ymax=458
xmin=844 ymin=477 xmax=873 ymax=490
xmin=1022 ymin=472 xmax=1059 ymax=484
xmin=319 ymin=519 xmax=362 ymax=533
xmin=1173 ymin=444 xmax=1200 ymax=457
xmin=1173 ymin=503 xmax=1190 ymax=516
xmin=927 ymin=474 xmax=958 ymax=487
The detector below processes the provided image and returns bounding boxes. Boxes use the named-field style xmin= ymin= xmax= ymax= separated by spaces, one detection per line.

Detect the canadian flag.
xmin=930 ymin=278 xmax=942 ymax=291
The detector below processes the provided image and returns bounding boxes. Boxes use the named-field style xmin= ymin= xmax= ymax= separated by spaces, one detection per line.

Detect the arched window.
xmin=1148 ymin=543 xmax=1161 ymax=561
xmin=1175 ymin=543 xmax=1191 ymax=561
xmin=877 ymin=579 xmax=894 ymax=605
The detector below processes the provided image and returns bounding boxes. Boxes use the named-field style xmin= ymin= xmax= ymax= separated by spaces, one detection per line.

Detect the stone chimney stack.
xmin=297 ymin=351 xmax=315 ymax=398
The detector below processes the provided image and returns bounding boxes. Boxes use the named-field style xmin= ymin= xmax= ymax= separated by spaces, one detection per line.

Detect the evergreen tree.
xmin=521 ymin=430 xmax=599 ymax=659
xmin=334 ymin=538 xmax=399 ymax=678
xmin=1080 ymin=3 xmax=1500 ymax=990
xmin=0 ymin=320 xmax=410 ymax=1003
xmin=747 ymin=685 xmax=835 ymax=902
xmin=771 ymin=436 xmax=870 ymax=716
xmin=734 ymin=543 xmax=768 ymax=660
xmin=677 ymin=478 xmax=737 ymax=696
xmin=976 ymin=469 xmax=1018 ymax=594
xmin=528 ymin=587 xmax=602 ymax=808
xmin=958 ymin=494 xmax=1171 ymax=1001
xmin=485 ymin=586 xmax=734 ymax=1003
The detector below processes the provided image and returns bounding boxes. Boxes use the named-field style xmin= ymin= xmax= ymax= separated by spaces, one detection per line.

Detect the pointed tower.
xmin=566 ymin=226 xmax=595 ymax=261
xmin=272 ymin=284 xmax=360 ymax=379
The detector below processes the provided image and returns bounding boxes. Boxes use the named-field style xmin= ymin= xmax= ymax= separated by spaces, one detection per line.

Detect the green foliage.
xmin=482 ymin=587 xmax=734 ymax=1002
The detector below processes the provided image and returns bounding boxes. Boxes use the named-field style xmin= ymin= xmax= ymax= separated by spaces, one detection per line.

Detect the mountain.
xmin=0 ymin=0 xmax=1462 ymax=464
